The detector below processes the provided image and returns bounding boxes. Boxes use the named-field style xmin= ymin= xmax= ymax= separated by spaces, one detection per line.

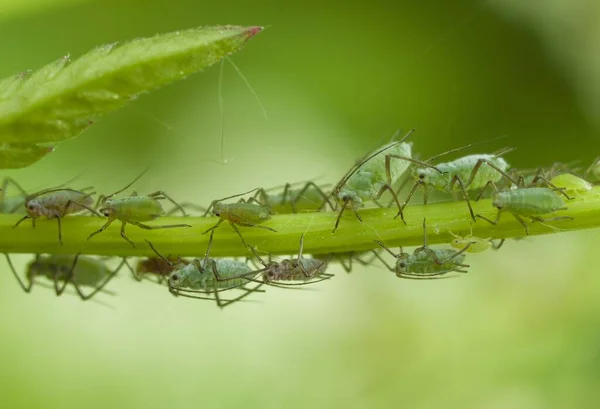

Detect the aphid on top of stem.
xmin=331 ymin=129 xmax=442 ymax=232
xmin=87 ymin=168 xmax=191 ymax=247
xmin=247 ymin=234 xmax=333 ymax=286
xmin=402 ymin=143 xmax=517 ymax=221
xmin=4 ymin=253 xmax=127 ymax=300
xmin=202 ymin=187 xmax=276 ymax=249
xmin=475 ymin=186 xmax=574 ymax=235
xmin=448 ymin=227 xmax=504 ymax=253
xmin=252 ymin=180 xmax=334 ymax=214
xmin=13 ymin=188 xmax=99 ymax=245
xmin=374 ymin=218 xmax=471 ymax=279
xmin=549 ymin=173 xmax=593 ymax=198
xmin=145 ymin=234 xmax=264 ymax=309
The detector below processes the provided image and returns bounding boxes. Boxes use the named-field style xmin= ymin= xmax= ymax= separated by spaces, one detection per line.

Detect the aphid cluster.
xmin=3 ymin=132 xmax=594 ymax=308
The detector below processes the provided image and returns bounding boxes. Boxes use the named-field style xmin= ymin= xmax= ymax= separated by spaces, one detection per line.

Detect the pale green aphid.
xmin=203 ymin=187 xmax=276 ymax=249
xmin=253 ymin=181 xmax=333 ymax=214
xmin=4 ymin=253 xmax=127 ymax=300
xmin=88 ymin=168 xmax=191 ymax=247
xmin=247 ymin=234 xmax=333 ymax=286
xmin=403 ymin=147 xmax=516 ymax=221
xmin=475 ymin=187 xmax=573 ymax=235
xmin=145 ymin=237 xmax=264 ymax=308
xmin=550 ymin=173 xmax=593 ymax=197
xmin=448 ymin=227 xmax=505 ymax=253
xmin=374 ymin=218 xmax=471 ymax=279
xmin=331 ymin=129 xmax=442 ymax=232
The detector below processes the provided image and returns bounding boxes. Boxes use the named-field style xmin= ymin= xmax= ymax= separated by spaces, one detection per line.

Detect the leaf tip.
xmin=243 ymin=26 xmax=264 ymax=41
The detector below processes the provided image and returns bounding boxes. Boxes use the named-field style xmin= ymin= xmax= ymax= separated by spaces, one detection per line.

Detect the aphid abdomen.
xmin=495 ymin=188 xmax=567 ymax=216
xmin=409 ymin=249 xmax=465 ymax=275
xmin=39 ymin=191 xmax=93 ymax=217
xmin=210 ymin=259 xmax=253 ymax=288
xmin=220 ymin=203 xmax=271 ymax=224
xmin=550 ymin=174 xmax=592 ymax=195
xmin=112 ymin=197 xmax=165 ymax=222
xmin=447 ymin=155 xmax=508 ymax=191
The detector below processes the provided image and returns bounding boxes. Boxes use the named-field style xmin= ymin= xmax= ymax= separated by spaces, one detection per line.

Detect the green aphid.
xmin=403 ymin=146 xmax=516 ymax=221
xmin=4 ymin=253 xmax=126 ymax=300
xmin=145 ymin=235 xmax=264 ymax=309
xmin=476 ymin=187 xmax=574 ymax=235
xmin=374 ymin=218 xmax=471 ymax=279
xmin=253 ymin=181 xmax=333 ymax=214
xmin=448 ymin=227 xmax=505 ymax=253
xmin=203 ymin=187 xmax=276 ymax=249
xmin=332 ymin=129 xmax=441 ymax=232
xmin=88 ymin=168 xmax=191 ymax=247
xmin=549 ymin=173 xmax=592 ymax=198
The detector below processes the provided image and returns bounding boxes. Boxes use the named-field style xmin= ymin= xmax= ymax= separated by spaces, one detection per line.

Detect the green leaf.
xmin=0 ymin=143 xmax=54 ymax=168
xmin=0 ymin=25 xmax=263 ymax=146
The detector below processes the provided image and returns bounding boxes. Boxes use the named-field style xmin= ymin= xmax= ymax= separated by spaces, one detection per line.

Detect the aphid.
xmin=402 ymin=146 xmax=516 ymax=221
xmin=4 ymin=253 xmax=126 ymax=300
xmin=331 ymin=129 xmax=442 ymax=232
xmin=253 ymin=181 xmax=333 ymax=214
xmin=247 ymin=234 xmax=333 ymax=286
xmin=475 ymin=187 xmax=574 ymax=235
xmin=448 ymin=227 xmax=504 ymax=253
xmin=374 ymin=218 xmax=471 ymax=279
xmin=88 ymin=169 xmax=191 ymax=247
xmin=145 ymin=236 xmax=264 ymax=308
xmin=13 ymin=188 xmax=99 ymax=245
xmin=203 ymin=188 xmax=276 ymax=248
xmin=549 ymin=173 xmax=593 ymax=197
xmin=132 ymin=256 xmax=189 ymax=283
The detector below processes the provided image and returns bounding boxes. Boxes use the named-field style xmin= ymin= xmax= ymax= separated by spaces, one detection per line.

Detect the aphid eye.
xmin=399 ymin=262 xmax=406 ymax=268
xmin=214 ymin=212 xmax=220 ymax=217
xmin=102 ymin=211 xmax=110 ymax=217
xmin=171 ymin=274 xmax=179 ymax=281
xmin=418 ymin=173 xmax=426 ymax=180
xmin=28 ymin=204 xmax=34 ymax=210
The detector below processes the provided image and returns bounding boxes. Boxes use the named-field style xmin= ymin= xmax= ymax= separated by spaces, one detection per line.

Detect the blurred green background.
xmin=2 ymin=0 xmax=600 ymax=408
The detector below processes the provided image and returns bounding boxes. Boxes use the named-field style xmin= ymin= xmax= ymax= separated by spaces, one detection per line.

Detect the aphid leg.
xmin=491 ymin=239 xmax=505 ymax=250
xmin=131 ymin=221 xmax=193 ymax=247
xmin=529 ymin=172 xmax=575 ymax=200
xmin=384 ymin=155 xmax=442 ymax=187
xmin=529 ymin=215 xmax=574 ymax=231
xmin=373 ymin=239 xmax=401 ymax=259
xmin=475 ymin=180 xmax=499 ymax=201
xmin=123 ymin=258 xmax=143 ymax=281
xmin=145 ymin=239 xmax=175 ymax=267
xmin=398 ymin=181 xmax=425 ymax=217
xmin=447 ymin=176 xmax=476 ymax=221
xmin=12 ymin=215 xmax=31 ymax=228
xmin=584 ymin=156 xmax=600 ymax=180
xmin=74 ymin=258 xmax=126 ymax=301
xmin=296 ymin=233 xmax=314 ymax=279
xmin=512 ymin=214 xmax=530 ymax=235
xmin=4 ymin=253 xmax=34 ymax=293
xmin=229 ymin=223 xmax=252 ymax=249
xmin=203 ymin=219 xmax=224 ymax=235
xmin=87 ymin=219 xmax=115 ymax=241
xmin=215 ymin=282 xmax=265 ymax=309
xmin=375 ymin=184 xmax=405 ymax=224
xmin=292 ymin=182 xmax=334 ymax=212
xmin=1 ymin=176 xmax=28 ymax=197
xmin=465 ymin=158 xmax=517 ymax=190
xmin=474 ymin=210 xmax=501 ymax=226
xmin=54 ymin=254 xmax=80 ymax=296
xmin=56 ymin=216 xmax=64 ymax=246
xmin=236 ymin=221 xmax=277 ymax=233
xmin=63 ymin=198 xmax=102 ymax=218
xmin=370 ymin=248 xmax=396 ymax=272
xmin=147 ymin=191 xmax=188 ymax=216
xmin=332 ymin=199 xmax=350 ymax=233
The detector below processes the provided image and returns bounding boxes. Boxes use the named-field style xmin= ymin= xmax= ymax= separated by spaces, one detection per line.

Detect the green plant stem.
xmin=2 ymin=187 xmax=600 ymax=258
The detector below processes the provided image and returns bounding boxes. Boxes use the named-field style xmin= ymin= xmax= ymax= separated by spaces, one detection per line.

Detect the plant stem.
xmin=2 ymin=187 xmax=600 ymax=258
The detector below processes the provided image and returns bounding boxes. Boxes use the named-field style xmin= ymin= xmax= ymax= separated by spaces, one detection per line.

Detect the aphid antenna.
xmin=224 ymin=57 xmax=268 ymax=121
xmin=144 ymin=239 xmax=176 ymax=267
xmin=24 ymin=187 xmax=93 ymax=201
xmin=492 ymin=146 xmax=516 ymax=157
xmin=332 ymin=129 xmax=416 ymax=194
xmin=103 ymin=166 xmax=152 ymax=200
xmin=211 ymin=187 xmax=261 ymax=204
xmin=424 ymin=135 xmax=509 ymax=163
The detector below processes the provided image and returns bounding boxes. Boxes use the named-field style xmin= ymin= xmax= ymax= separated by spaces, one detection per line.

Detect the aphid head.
xmin=24 ymin=199 xmax=43 ymax=217
xmin=212 ymin=203 xmax=225 ymax=217
xmin=395 ymin=254 xmax=410 ymax=276
xmin=451 ymin=238 xmax=462 ymax=247
xmin=491 ymin=192 xmax=504 ymax=209
xmin=168 ymin=270 xmax=184 ymax=288
xmin=336 ymin=190 xmax=361 ymax=208
xmin=414 ymin=167 xmax=432 ymax=183
xmin=98 ymin=206 xmax=116 ymax=218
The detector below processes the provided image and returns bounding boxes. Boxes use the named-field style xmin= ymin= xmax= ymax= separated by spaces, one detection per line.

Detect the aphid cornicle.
xmin=13 ymin=188 xmax=99 ymax=245
xmin=331 ymin=129 xmax=442 ymax=232
xmin=402 ymin=145 xmax=517 ymax=221
xmin=374 ymin=218 xmax=471 ymax=279
xmin=247 ymin=234 xmax=333 ymax=286
xmin=475 ymin=187 xmax=574 ymax=235
xmin=203 ymin=188 xmax=276 ymax=248
xmin=88 ymin=169 xmax=191 ymax=247
xmin=4 ymin=253 xmax=127 ymax=300
xmin=145 ymin=235 xmax=264 ymax=308
xmin=253 ymin=181 xmax=334 ymax=214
